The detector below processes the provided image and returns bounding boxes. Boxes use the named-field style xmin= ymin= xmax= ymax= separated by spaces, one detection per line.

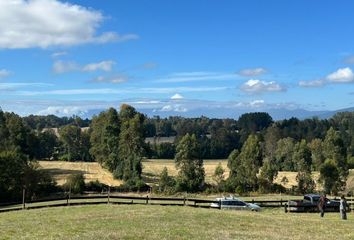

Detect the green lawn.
xmin=0 ymin=205 xmax=353 ymax=240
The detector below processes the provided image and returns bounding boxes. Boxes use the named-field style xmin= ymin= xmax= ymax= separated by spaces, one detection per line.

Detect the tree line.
xmin=0 ymin=106 xmax=353 ymax=200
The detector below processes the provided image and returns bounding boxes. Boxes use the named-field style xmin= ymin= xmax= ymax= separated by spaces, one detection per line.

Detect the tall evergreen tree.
xmin=90 ymin=108 xmax=120 ymax=171
xmin=319 ymin=160 xmax=341 ymax=195
xmin=174 ymin=133 xmax=205 ymax=192
xmin=118 ymin=105 xmax=145 ymax=180
xmin=228 ymin=134 xmax=262 ymax=192
xmin=323 ymin=127 xmax=348 ymax=189
xmin=294 ymin=140 xmax=315 ymax=194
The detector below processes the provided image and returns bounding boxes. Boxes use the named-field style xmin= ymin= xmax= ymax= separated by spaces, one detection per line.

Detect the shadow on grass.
xmin=43 ymin=168 xmax=88 ymax=175
xmin=142 ymin=172 xmax=159 ymax=185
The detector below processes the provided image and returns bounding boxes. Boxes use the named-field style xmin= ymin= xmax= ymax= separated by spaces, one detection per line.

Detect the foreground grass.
xmin=0 ymin=205 xmax=353 ymax=240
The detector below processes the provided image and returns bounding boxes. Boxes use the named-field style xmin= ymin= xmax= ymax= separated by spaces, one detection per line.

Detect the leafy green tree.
xmin=58 ymin=125 xmax=91 ymax=161
xmin=275 ymin=137 xmax=296 ymax=171
xmin=22 ymin=162 xmax=57 ymax=199
xmin=64 ymin=173 xmax=85 ymax=194
xmin=90 ymin=108 xmax=120 ymax=170
xmin=264 ymin=125 xmax=281 ymax=160
xmin=0 ymin=109 xmax=10 ymax=151
xmin=36 ymin=129 xmax=59 ymax=159
xmin=294 ymin=140 xmax=315 ymax=194
xmin=227 ymin=149 xmax=239 ymax=178
xmin=308 ymin=138 xmax=325 ymax=171
xmin=0 ymin=151 xmax=27 ymax=200
xmin=174 ymin=133 xmax=205 ymax=192
xmin=58 ymin=125 xmax=82 ymax=161
xmin=259 ymin=157 xmax=278 ymax=184
xmin=213 ymin=163 xmax=225 ymax=185
xmin=319 ymin=160 xmax=341 ymax=195
xmin=238 ymin=112 xmax=273 ymax=144
xmin=323 ymin=127 xmax=348 ymax=189
xmin=158 ymin=167 xmax=175 ymax=192
xmin=228 ymin=135 xmax=262 ymax=193
xmin=4 ymin=112 xmax=36 ymax=158
xmin=118 ymin=107 xmax=145 ymax=180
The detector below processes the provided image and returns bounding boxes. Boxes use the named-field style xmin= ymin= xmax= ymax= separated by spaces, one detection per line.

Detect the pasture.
xmin=0 ymin=204 xmax=353 ymax=240
xmin=38 ymin=160 xmax=354 ymax=193
xmin=39 ymin=161 xmax=122 ymax=186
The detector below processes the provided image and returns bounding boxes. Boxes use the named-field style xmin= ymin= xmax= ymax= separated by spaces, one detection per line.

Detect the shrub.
xmin=158 ymin=167 xmax=176 ymax=193
xmin=64 ymin=173 xmax=85 ymax=194
xmin=86 ymin=180 xmax=108 ymax=192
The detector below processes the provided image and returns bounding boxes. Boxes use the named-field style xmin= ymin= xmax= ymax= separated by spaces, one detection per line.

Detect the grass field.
xmin=0 ymin=205 xmax=353 ymax=240
xmin=38 ymin=160 xmax=354 ymax=193
xmin=39 ymin=161 xmax=122 ymax=186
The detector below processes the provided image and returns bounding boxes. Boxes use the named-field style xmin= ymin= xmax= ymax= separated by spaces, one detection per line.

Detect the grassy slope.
xmin=39 ymin=161 xmax=123 ymax=186
xmin=0 ymin=205 xmax=353 ymax=240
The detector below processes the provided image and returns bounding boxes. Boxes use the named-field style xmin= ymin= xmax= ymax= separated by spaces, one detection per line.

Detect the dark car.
xmin=286 ymin=194 xmax=341 ymax=213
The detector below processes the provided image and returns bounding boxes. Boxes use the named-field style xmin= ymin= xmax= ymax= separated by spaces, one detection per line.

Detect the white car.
xmin=210 ymin=196 xmax=261 ymax=211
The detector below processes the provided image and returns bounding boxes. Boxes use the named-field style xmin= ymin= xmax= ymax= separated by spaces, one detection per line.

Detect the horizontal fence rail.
xmin=0 ymin=193 xmax=353 ymax=213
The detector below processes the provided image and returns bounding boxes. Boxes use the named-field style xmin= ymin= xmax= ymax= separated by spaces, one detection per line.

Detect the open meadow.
xmin=0 ymin=204 xmax=353 ymax=240
xmin=38 ymin=160 xmax=354 ymax=193
xmin=39 ymin=161 xmax=123 ymax=186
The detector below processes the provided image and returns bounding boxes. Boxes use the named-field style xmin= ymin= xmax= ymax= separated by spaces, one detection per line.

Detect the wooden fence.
xmin=0 ymin=194 xmax=353 ymax=213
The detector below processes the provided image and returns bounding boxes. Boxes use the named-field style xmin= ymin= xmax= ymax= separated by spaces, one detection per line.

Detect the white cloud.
xmin=299 ymin=67 xmax=354 ymax=88
xmin=240 ymin=79 xmax=286 ymax=93
xmin=53 ymin=60 xmax=79 ymax=73
xmin=93 ymin=75 xmax=128 ymax=84
xmin=250 ymin=100 xmax=265 ymax=107
xmin=15 ymin=86 xmax=229 ymax=96
xmin=51 ymin=52 xmax=68 ymax=58
xmin=155 ymin=72 xmax=238 ymax=83
xmin=53 ymin=60 xmax=115 ymax=73
xmin=37 ymin=106 xmax=88 ymax=116
xmin=82 ymin=61 xmax=115 ymax=72
xmin=0 ymin=69 xmax=11 ymax=78
xmin=0 ymin=0 xmax=138 ymax=49
xmin=299 ymin=79 xmax=326 ymax=88
xmin=160 ymin=104 xmax=188 ymax=113
xmin=238 ymin=68 xmax=267 ymax=77
xmin=326 ymin=67 xmax=354 ymax=83
xmin=0 ymin=82 xmax=52 ymax=91
xmin=171 ymin=93 xmax=184 ymax=100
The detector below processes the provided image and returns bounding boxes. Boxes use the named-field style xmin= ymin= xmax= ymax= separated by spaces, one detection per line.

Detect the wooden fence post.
xmin=66 ymin=193 xmax=69 ymax=206
xmin=22 ymin=188 xmax=26 ymax=210
xmin=183 ymin=197 xmax=186 ymax=206
xmin=68 ymin=187 xmax=71 ymax=206
xmin=219 ymin=199 xmax=222 ymax=210
xmin=146 ymin=195 xmax=149 ymax=205
xmin=108 ymin=186 xmax=110 ymax=204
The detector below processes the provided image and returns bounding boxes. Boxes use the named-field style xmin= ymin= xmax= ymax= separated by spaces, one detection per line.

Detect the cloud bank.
xmin=0 ymin=0 xmax=138 ymax=49
xmin=240 ymin=79 xmax=286 ymax=93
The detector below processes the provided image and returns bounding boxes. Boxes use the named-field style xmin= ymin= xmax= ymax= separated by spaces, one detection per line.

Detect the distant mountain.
xmin=138 ymin=108 xmax=331 ymax=121
xmin=35 ymin=104 xmax=354 ymax=121
xmin=314 ymin=107 xmax=354 ymax=119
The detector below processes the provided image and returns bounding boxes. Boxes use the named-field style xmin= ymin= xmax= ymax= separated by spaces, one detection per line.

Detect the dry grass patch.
xmin=142 ymin=159 xmax=229 ymax=184
xmin=39 ymin=161 xmax=122 ymax=187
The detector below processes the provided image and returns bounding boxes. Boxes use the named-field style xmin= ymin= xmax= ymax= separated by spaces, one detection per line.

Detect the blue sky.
xmin=0 ymin=0 xmax=353 ymax=117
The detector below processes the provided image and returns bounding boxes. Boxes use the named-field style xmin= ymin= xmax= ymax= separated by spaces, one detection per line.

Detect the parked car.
xmin=211 ymin=196 xmax=261 ymax=211
xmin=286 ymin=194 xmax=341 ymax=213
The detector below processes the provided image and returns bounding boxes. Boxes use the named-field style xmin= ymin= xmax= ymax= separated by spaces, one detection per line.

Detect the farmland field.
xmin=38 ymin=160 xmax=354 ymax=193
xmin=39 ymin=161 xmax=123 ymax=186
xmin=0 ymin=204 xmax=353 ymax=240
